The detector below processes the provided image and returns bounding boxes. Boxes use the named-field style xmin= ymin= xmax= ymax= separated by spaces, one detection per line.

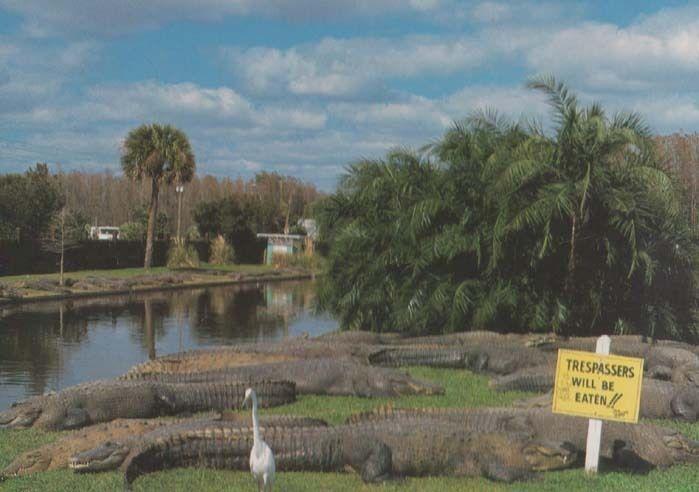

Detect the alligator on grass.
xmin=0 ymin=379 xmax=295 ymax=430
xmin=68 ymin=415 xmax=328 ymax=474
xmin=344 ymin=406 xmax=699 ymax=469
xmin=489 ymin=365 xmax=555 ymax=393
xmin=1 ymin=418 xmax=172 ymax=479
xmin=515 ymin=379 xmax=699 ymax=421
xmin=0 ymin=414 xmax=326 ymax=480
xmin=121 ymin=338 xmax=382 ymax=376
xmin=114 ymin=417 xmax=575 ymax=488
xmin=121 ymin=358 xmax=444 ymax=398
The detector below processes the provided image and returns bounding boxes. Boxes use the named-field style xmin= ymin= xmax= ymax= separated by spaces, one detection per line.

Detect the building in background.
xmin=89 ymin=226 xmax=120 ymax=241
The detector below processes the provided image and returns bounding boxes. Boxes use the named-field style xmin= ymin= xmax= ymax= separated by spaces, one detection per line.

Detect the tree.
xmin=193 ymin=196 xmax=257 ymax=262
xmin=42 ymin=207 xmax=85 ymax=286
xmin=0 ymin=163 xmax=64 ymax=240
xmin=489 ymin=75 xmax=692 ymax=337
xmin=121 ymin=124 xmax=195 ymax=268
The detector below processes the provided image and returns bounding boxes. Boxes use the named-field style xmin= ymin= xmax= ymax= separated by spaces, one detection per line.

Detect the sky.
xmin=0 ymin=1 xmax=698 ymax=191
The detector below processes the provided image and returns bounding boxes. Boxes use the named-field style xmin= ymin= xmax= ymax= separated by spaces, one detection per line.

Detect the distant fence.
xmin=0 ymin=240 xmax=209 ymax=276
xmin=0 ymin=237 xmax=267 ymax=276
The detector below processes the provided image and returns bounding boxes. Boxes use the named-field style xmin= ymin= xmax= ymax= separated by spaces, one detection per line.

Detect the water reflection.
xmin=0 ymin=280 xmax=335 ymax=408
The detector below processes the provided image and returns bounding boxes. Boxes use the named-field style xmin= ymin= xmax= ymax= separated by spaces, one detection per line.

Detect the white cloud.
xmin=525 ymin=8 xmax=699 ymax=92
xmin=0 ymin=39 xmax=98 ymax=117
xmin=4 ymin=2 xmax=699 ymax=191
xmin=224 ymin=35 xmax=487 ymax=99
xmin=76 ymin=82 xmax=256 ymax=124
xmin=0 ymin=0 xmax=442 ymax=36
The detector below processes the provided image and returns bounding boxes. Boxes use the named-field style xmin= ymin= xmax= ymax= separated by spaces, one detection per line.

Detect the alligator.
xmin=344 ymin=406 xmax=699 ymax=469
xmin=488 ymin=365 xmax=555 ymax=393
xmin=391 ymin=331 xmax=525 ymax=346
xmin=1 ymin=418 xmax=172 ymax=479
xmin=314 ymin=330 xmax=404 ymax=345
xmin=515 ymin=379 xmax=699 ymax=421
xmin=366 ymin=342 xmax=556 ymax=375
xmin=119 ymin=338 xmax=398 ymax=378
xmin=0 ymin=413 xmax=326 ymax=480
xmin=463 ymin=344 xmax=556 ymax=375
xmin=68 ymin=415 xmax=328 ymax=474
xmin=122 ymin=332 xmax=564 ymax=378
xmin=0 ymin=379 xmax=295 ymax=430
xmin=368 ymin=345 xmax=477 ymax=369
xmin=119 ymin=417 xmax=576 ymax=488
xmin=121 ymin=358 xmax=444 ymax=397
xmin=540 ymin=337 xmax=699 ymax=371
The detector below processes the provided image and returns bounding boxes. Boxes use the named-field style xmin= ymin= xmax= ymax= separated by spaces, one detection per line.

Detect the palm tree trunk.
xmin=565 ymin=213 xmax=577 ymax=294
xmin=144 ymin=178 xmax=160 ymax=269
xmin=568 ymin=213 xmax=576 ymax=274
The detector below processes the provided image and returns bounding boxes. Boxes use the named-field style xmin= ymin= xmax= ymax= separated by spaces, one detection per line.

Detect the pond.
xmin=0 ymin=279 xmax=336 ymax=409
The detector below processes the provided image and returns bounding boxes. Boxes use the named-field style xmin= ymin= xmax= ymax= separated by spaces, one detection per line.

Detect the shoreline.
xmin=0 ymin=269 xmax=314 ymax=307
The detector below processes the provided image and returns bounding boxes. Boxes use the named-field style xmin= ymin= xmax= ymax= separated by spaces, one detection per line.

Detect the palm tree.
xmin=121 ymin=124 xmax=195 ymax=269
xmin=490 ymin=75 xmax=690 ymax=335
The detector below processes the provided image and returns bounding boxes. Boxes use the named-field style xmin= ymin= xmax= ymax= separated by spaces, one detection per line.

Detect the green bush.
xmin=119 ymin=221 xmax=146 ymax=241
xmin=209 ymin=234 xmax=234 ymax=265
xmin=166 ymin=238 xmax=200 ymax=269
xmin=186 ymin=225 xmax=201 ymax=240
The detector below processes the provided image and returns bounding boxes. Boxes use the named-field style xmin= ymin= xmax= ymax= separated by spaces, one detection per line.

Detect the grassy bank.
xmin=3 ymin=368 xmax=699 ymax=491
xmin=0 ymin=263 xmax=312 ymax=304
xmin=0 ymin=263 xmax=274 ymax=284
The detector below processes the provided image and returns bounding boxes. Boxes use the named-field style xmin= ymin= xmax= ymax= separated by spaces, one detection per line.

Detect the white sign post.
xmin=584 ymin=334 xmax=611 ymax=474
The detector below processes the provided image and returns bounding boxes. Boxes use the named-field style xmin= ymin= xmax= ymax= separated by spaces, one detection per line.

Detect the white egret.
xmin=243 ymin=387 xmax=275 ymax=491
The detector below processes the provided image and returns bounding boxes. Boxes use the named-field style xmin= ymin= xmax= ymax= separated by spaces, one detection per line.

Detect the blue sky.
xmin=0 ymin=1 xmax=698 ymax=190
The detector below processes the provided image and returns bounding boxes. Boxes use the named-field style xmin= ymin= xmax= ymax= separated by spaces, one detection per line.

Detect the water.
xmin=0 ymin=279 xmax=336 ymax=409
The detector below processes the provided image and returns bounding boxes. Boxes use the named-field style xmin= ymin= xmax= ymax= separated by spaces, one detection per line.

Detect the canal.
xmin=0 ymin=279 xmax=336 ymax=409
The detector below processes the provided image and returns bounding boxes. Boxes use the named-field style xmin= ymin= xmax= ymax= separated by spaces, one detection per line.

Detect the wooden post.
xmin=585 ymin=334 xmax=611 ymax=474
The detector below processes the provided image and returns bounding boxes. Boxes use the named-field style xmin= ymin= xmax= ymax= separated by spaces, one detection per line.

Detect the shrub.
xmin=210 ymin=234 xmax=235 ymax=265
xmin=119 ymin=221 xmax=146 ymax=241
xmin=166 ymin=238 xmax=200 ymax=269
xmin=186 ymin=225 xmax=201 ymax=240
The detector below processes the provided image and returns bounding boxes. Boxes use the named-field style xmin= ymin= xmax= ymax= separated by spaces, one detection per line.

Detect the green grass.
xmin=3 ymin=368 xmax=699 ymax=491
xmin=0 ymin=263 xmax=274 ymax=284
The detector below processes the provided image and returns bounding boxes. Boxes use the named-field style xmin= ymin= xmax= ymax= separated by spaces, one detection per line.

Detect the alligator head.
xmin=662 ymin=431 xmax=699 ymax=461
xmin=522 ymin=440 xmax=578 ymax=471
xmin=463 ymin=351 xmax=489 ymax=372
xmin=369 ymin=368 xmax=444 ymax=397
xmin=69 ymin=441 xmax=131 ymax=472
xmin=1 ymin=449 xmax=51 ymax=479
xmin=0 ymin=405 xmax=42 ymax=429
xmin=670 ymin=387 xmax=699 ymax=421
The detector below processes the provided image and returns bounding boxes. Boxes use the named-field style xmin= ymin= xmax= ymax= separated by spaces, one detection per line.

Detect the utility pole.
xmin=176 ymin=184 xmax=184 ymax=241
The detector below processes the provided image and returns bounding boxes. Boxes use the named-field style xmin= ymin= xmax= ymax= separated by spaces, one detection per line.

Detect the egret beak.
xmin=242 ymin=395 xmax=250 ymax=409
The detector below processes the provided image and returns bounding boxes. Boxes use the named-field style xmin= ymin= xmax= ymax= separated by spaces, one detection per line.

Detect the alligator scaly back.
xmin=0 ymin=379 xmax=296 ymax=431
xmin=121 ymin=417 xmax=577 ymax=488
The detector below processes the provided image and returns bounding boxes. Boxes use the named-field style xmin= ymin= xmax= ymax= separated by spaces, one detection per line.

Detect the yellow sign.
xmin=552 ymin=349 xmax=644 ymax=423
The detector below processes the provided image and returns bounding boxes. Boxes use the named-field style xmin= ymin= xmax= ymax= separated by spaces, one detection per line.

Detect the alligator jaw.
xmin=0 ymin=408 xmax=41 ymax=429
xmin=69 ymin=442 xmax=131 ymax=473
xmin=522 ymin=440 xmax=578 ymax=471
xmin=663 ymin=433 xmax=699 ymax=458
